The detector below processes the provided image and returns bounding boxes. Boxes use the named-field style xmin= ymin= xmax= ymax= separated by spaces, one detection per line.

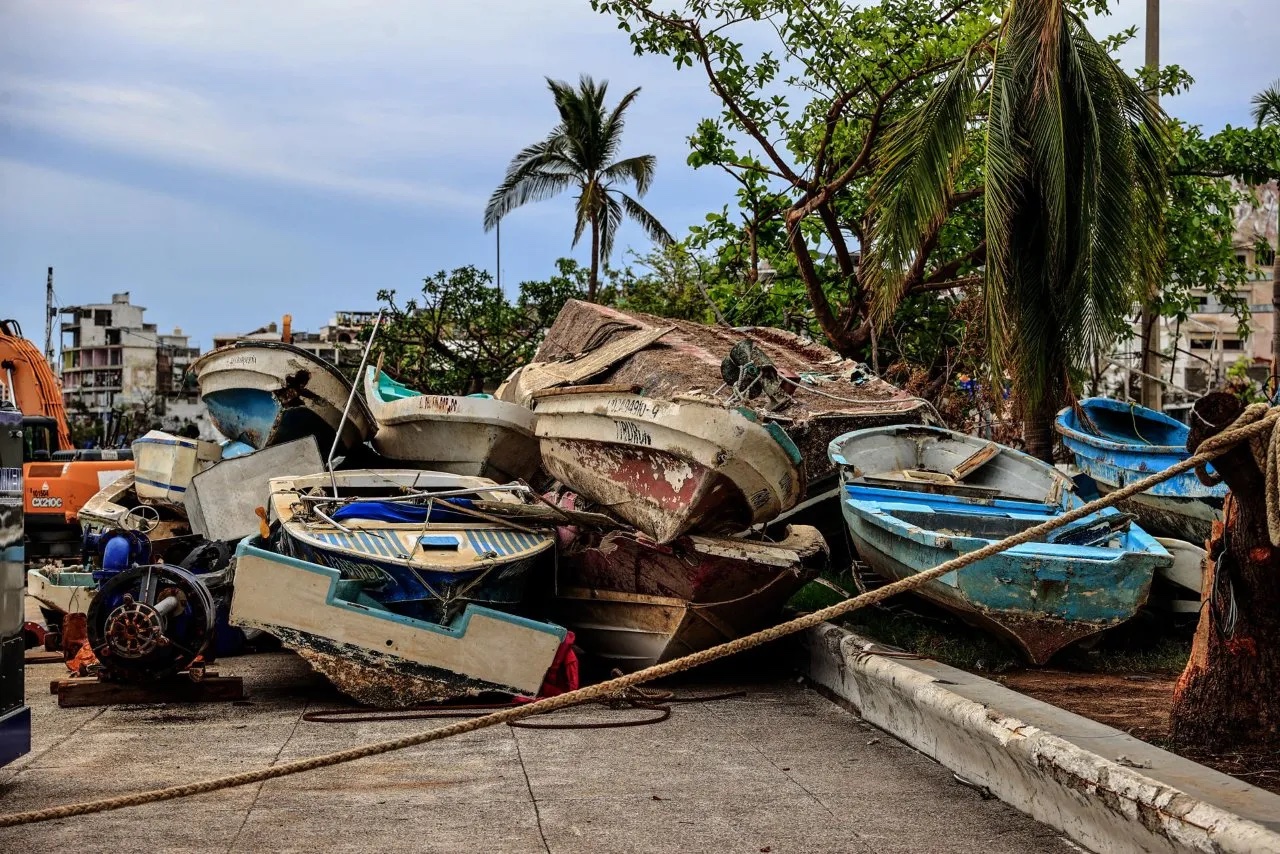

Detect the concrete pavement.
xmin=0 ymin=651 xmax=1076 ymax=853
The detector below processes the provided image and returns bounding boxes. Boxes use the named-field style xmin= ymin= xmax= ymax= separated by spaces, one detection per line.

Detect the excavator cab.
xmin=21 ymin=415 xmax=58 ymax=461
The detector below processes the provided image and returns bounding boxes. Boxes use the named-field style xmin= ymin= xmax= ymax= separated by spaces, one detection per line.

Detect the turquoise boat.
xmin=830 ymin=425 xmax=1171 ymax=664
xmin=1055 ymin=397 xmax=1226 ymax=543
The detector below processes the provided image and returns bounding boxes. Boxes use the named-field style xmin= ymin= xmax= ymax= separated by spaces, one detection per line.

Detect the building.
xmin=1111 ymin=180 xmax=1279 ymax=404
xmin=58 ymin=293 xmax=210 ymax=440
xmin=213 ymin=312 xmax=373 ymax=369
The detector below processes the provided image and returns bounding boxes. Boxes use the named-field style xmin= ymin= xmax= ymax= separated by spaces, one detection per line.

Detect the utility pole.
xmin=44 ymin=267 xmax=55 ymax=369
xmin=496 ymin=221 xmax=502 ymax=291
xmin=1138 ymin=0 xmax=1164 ymax=411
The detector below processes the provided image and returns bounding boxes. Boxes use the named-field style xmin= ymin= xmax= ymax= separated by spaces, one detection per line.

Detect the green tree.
xmin=866 ymin=0 xmax=1169 ymax=460
xmin=372 ymin=263 xmax=586 ymax=395
xmin=483 ymin=76 xmax=673 ymax=301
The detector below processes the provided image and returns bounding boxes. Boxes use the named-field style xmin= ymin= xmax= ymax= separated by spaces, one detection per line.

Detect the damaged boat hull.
xmin=831 ymin=426 xmax=1170 ymax=664
xmin=363 ymin=368 xmax=540 ymax=482
xmin=533 ymin=387 xmax=803 ymax=542
xmin=193 ymin=342 xmax=373 ymax=455
xmin=229 ymin=539 xmax=566 ymax=706
xmin=1055 ymin=398 xmax=1226 ymax=543
xmin=552 ymin=525 xmax=826 ymax=670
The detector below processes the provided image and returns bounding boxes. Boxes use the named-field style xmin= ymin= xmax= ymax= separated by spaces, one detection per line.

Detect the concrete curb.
xmin=801 ymin=623 xmax=1280 ymax=854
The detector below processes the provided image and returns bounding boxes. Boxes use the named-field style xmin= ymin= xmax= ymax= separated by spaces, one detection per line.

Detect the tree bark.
xmin=1022 ymin=392 xmax=1057 ymax=462
xmin=1169 ymin=392 xmax=1280 ymax=750
xmin=588 ymin=209 xmax=600 ymax=303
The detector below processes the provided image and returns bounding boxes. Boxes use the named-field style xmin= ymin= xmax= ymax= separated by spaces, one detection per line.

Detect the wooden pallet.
xmin=24 ymin=651 xmax=65 ymax=665
xmin=49 ymin=672 xmax=245 ymax=708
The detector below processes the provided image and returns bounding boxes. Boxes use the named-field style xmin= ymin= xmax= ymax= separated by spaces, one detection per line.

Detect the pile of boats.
xmin=27 ymin=301 xmax=1220 ymax=705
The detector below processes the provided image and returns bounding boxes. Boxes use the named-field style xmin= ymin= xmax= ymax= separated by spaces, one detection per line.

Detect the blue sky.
xmin=1 ymin=0 xmax=1274 ymax=351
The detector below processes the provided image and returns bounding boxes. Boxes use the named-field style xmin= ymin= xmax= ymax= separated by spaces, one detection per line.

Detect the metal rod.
xmin=328 ymin=310 xmax=383 ymax=495
xmin=298 ymin=483 xmax=530 ymax=504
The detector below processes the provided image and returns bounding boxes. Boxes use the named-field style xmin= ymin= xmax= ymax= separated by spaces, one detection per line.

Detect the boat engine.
xmin=86 ymin=562 xmax=225 ymax=681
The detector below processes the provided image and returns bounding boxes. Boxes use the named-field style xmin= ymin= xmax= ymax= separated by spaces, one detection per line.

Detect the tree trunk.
xmin=1272 ymin=226 xmax=1280 ymax=384
xmin=785 ymin=208 xmax=852 ymax=355
xmin=588 ymin=210 xmax=600 ymax=303
xmin=1139 ymin=307 xmax=1163 ymax=411
xmin=1169 ymin=392 xmax=1280 ymax=751
xmin=1021 ymin=392 xmax=1057 ymax=462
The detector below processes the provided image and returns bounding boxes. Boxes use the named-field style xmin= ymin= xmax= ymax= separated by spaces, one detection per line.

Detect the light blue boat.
xmin=1055 ymin=398 xmax=1226 ymax=543
xmin=829 ymin=425 xmax=1171 ymax=664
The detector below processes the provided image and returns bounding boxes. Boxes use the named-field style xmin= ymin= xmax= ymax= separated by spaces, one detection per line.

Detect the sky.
xmin=1 ymin=0 xmax=1275 ymax=352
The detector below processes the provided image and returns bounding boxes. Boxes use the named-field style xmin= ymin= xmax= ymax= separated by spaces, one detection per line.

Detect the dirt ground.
xmin=998 ymin=669 xmax=1280 ymax=795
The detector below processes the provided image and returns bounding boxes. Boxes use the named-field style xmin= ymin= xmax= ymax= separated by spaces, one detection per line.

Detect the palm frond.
xmin=1252 ymin=79 xmax=1280 ymax=127
xmin=601 ymin=154 xmax=658 ymax=195
xmin=617 ymin=192 xmax=674 ymax=246
xmin=601 ymin=86 xmax=642 ymax=165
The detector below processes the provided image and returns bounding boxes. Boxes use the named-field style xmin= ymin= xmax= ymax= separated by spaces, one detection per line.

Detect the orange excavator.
xmin=0 ymin=319 xmax=133 ymax=564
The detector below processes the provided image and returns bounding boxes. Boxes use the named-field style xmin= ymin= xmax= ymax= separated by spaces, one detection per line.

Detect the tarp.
xmin=331 ymin=498 xmax=475 ymax=525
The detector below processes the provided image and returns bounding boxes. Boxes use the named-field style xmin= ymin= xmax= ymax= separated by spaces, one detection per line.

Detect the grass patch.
xmin=788 ymin=573 xmax=1193 ymax=676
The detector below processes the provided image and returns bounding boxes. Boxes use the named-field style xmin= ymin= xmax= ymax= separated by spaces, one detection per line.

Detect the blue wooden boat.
xmin=1055 ymin=398 xmax=1226 ymax=543
xmin=269 ymin=470 xmax=555 ymax=626
xmin=230 ymin=537 xmax=567 ymax=706
xmin=192 ymin=341 xmax=373 ymax=455
xmin=829 ymin=425 xmax=1171 ymax=664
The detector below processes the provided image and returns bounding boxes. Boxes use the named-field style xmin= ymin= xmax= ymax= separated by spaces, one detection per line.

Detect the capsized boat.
xmin=229 ymin=537 xmax=567 ymax=706
xmin=269 ymin=470 xmax=556 ymax=624
xmin=502 ymin=299 xmax=929 ymax=493
xmin=830 ymin=425 xmax=1171 ymax=664
xmin=551 ymin=521 xmax=827 ymax=671
xmin=192 ymin=341 xmax=373 ymax=455
xmin=132 ymin=430 xmax=221 ymax=504
xmin=363 ymin=367 xmax=539 ymax=482
xmin=1054 ymin=398 xmax=1226 ymax=543
xmin=532 ymin=385 xmax=803 ymax=542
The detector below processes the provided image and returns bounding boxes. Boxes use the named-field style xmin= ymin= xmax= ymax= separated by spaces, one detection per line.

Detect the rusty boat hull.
xmin=552 ymin=525 xmax=827 ymax=670
xmin=831 ymin=425 xmax=1170 ymax=664
xmin=193 ymin=341 xmax=373 ymax=455
xmin=533 ymin=386 xmax=803 ymax=542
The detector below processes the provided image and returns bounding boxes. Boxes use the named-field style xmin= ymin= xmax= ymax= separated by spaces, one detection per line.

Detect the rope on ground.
xmin=3 ymin=403 xmax=1276 ymax=829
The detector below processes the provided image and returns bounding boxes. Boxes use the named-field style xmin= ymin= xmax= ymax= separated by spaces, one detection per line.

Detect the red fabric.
xmin=537 ymin=631 xmax=580 ymax=698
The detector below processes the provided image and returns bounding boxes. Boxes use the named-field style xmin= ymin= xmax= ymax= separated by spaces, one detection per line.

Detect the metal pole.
xmin=496 ymin=220 xmax=501 ymax=290
xmin=45 ymin=267 xmax=55 ymax=368
xmin=1137 ymin=0 xmax=1163 ymax=413
xmin=328 ymin=310 xmax=383 ymax=493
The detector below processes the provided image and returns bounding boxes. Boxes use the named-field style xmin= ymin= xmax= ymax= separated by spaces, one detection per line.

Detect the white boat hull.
xmin=132 ymin=431 xmax=221 ymax=505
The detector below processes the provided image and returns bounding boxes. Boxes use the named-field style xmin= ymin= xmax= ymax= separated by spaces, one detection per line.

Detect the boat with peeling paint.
xmin=532 ymin=385 xmax=804 ymax=543
xmin=269 ymin=470 xmax=556 ymax=625
xmin=132 ymin=430 xmax=222 ymax=504
xmin=1054 ymin=398 xmax=1226 ymax=543
xmin=363 ymin=368 xmax=539 ymax=481
xmin=830 ymin=425 xmax=1171 ymax=664
xmin=192 ymin=341 xmax=373 ymax=455
xmin=551 ymin=521 xmax=827 ymax=671
xmin=229 ymin=537 xmax=566 ymax=706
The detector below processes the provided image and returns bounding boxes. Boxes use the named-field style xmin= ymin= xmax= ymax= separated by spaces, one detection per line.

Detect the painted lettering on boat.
xmin=606 ymin=397 xmax=663 ymax=419
xmin=615 ymin=420 xmax=653 ymax=446
xmin=416 ymin=396 xmax=461 ymax=415
xmin=226 ymin=354 xmax=259 ymax=366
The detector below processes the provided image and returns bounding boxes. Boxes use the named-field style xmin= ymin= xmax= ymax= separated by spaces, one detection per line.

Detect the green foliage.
xmin=1224 ymin=357 xmax=1269 ymax=404
xmin=372 ymin=263 xmax=585 ymax=395
xmin=1251 ymin=79 xmax=1280 ymax=129
xmin=483 ymin=75 xmax=673 ymax=298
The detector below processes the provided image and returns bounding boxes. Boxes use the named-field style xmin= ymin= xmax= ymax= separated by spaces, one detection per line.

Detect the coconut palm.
xmin=865 ymin=0 xmax=1169 ymax=461
xmin=484 ymin=75 xmax=672 ymax=301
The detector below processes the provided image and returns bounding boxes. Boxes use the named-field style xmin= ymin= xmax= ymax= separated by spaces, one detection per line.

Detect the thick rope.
xmin=3 ymin=404 xmax=1276 ymax=829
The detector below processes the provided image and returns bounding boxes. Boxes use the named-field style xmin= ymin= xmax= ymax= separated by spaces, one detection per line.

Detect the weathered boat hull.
xmin=132 ymin=431 xmax=221 ymax=505
xmin=1055 ymin=399 xmax=1226 ymax=543
xmin=831 ymin=426 xmax=1169 ymax=664
xmin=271 ymin=470 xmax=556 ymax=624
xmin=509 ymin=300 xmax=929 ymax=491
xmin=193 ymin=342 xmax=373 ymax=454
xmin=230 ymin=540 xmax=566 ymax=706
xmin=553 ymin=525 xmax=826 ymax=670
xmin=364 ymin=369 xmax=539 ymax=482
xmin=25 ymin=568 xmax=96 ymax=616
xmin=77 ymin=472 xmax=197 ymax=562
xmin=534 ymin=387 xmax=803 ymax=542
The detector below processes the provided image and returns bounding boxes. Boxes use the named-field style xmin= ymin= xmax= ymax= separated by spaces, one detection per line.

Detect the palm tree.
xmin=866 ymin=0 xmax=1169 ymax=461
xmin=484 ymin=75 xmax=673 ymax=301
xmin=1251 ymin=80 xmax=1280 ymax=380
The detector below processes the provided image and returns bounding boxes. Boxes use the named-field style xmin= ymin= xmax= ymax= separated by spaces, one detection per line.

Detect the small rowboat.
xmin=363 ymin=368 xmax=539 ymax=482
xmin=192 ymin=341 xmax=373 ymax=455
xmin=1055 ymin=398 xmax=1226 ymax=543
xmin=830 ymin=425 xmax=1170 ymax=664
xmin=532 ymin=385 xmax=803 ymax=542
xmin=269 ymin=470 xmax=555 ymax=625
xmin=230 ymin=538 xmax=566 ymax=706
xmin=552 ymin=523 xmax=827 ymax=671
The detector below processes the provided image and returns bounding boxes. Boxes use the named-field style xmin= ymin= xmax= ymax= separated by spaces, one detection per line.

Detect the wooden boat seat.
xmin=853 ymin=473 xmax=1044 ymax=505
xmin=1046 ymin=513 xmax=1134 ymax=548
